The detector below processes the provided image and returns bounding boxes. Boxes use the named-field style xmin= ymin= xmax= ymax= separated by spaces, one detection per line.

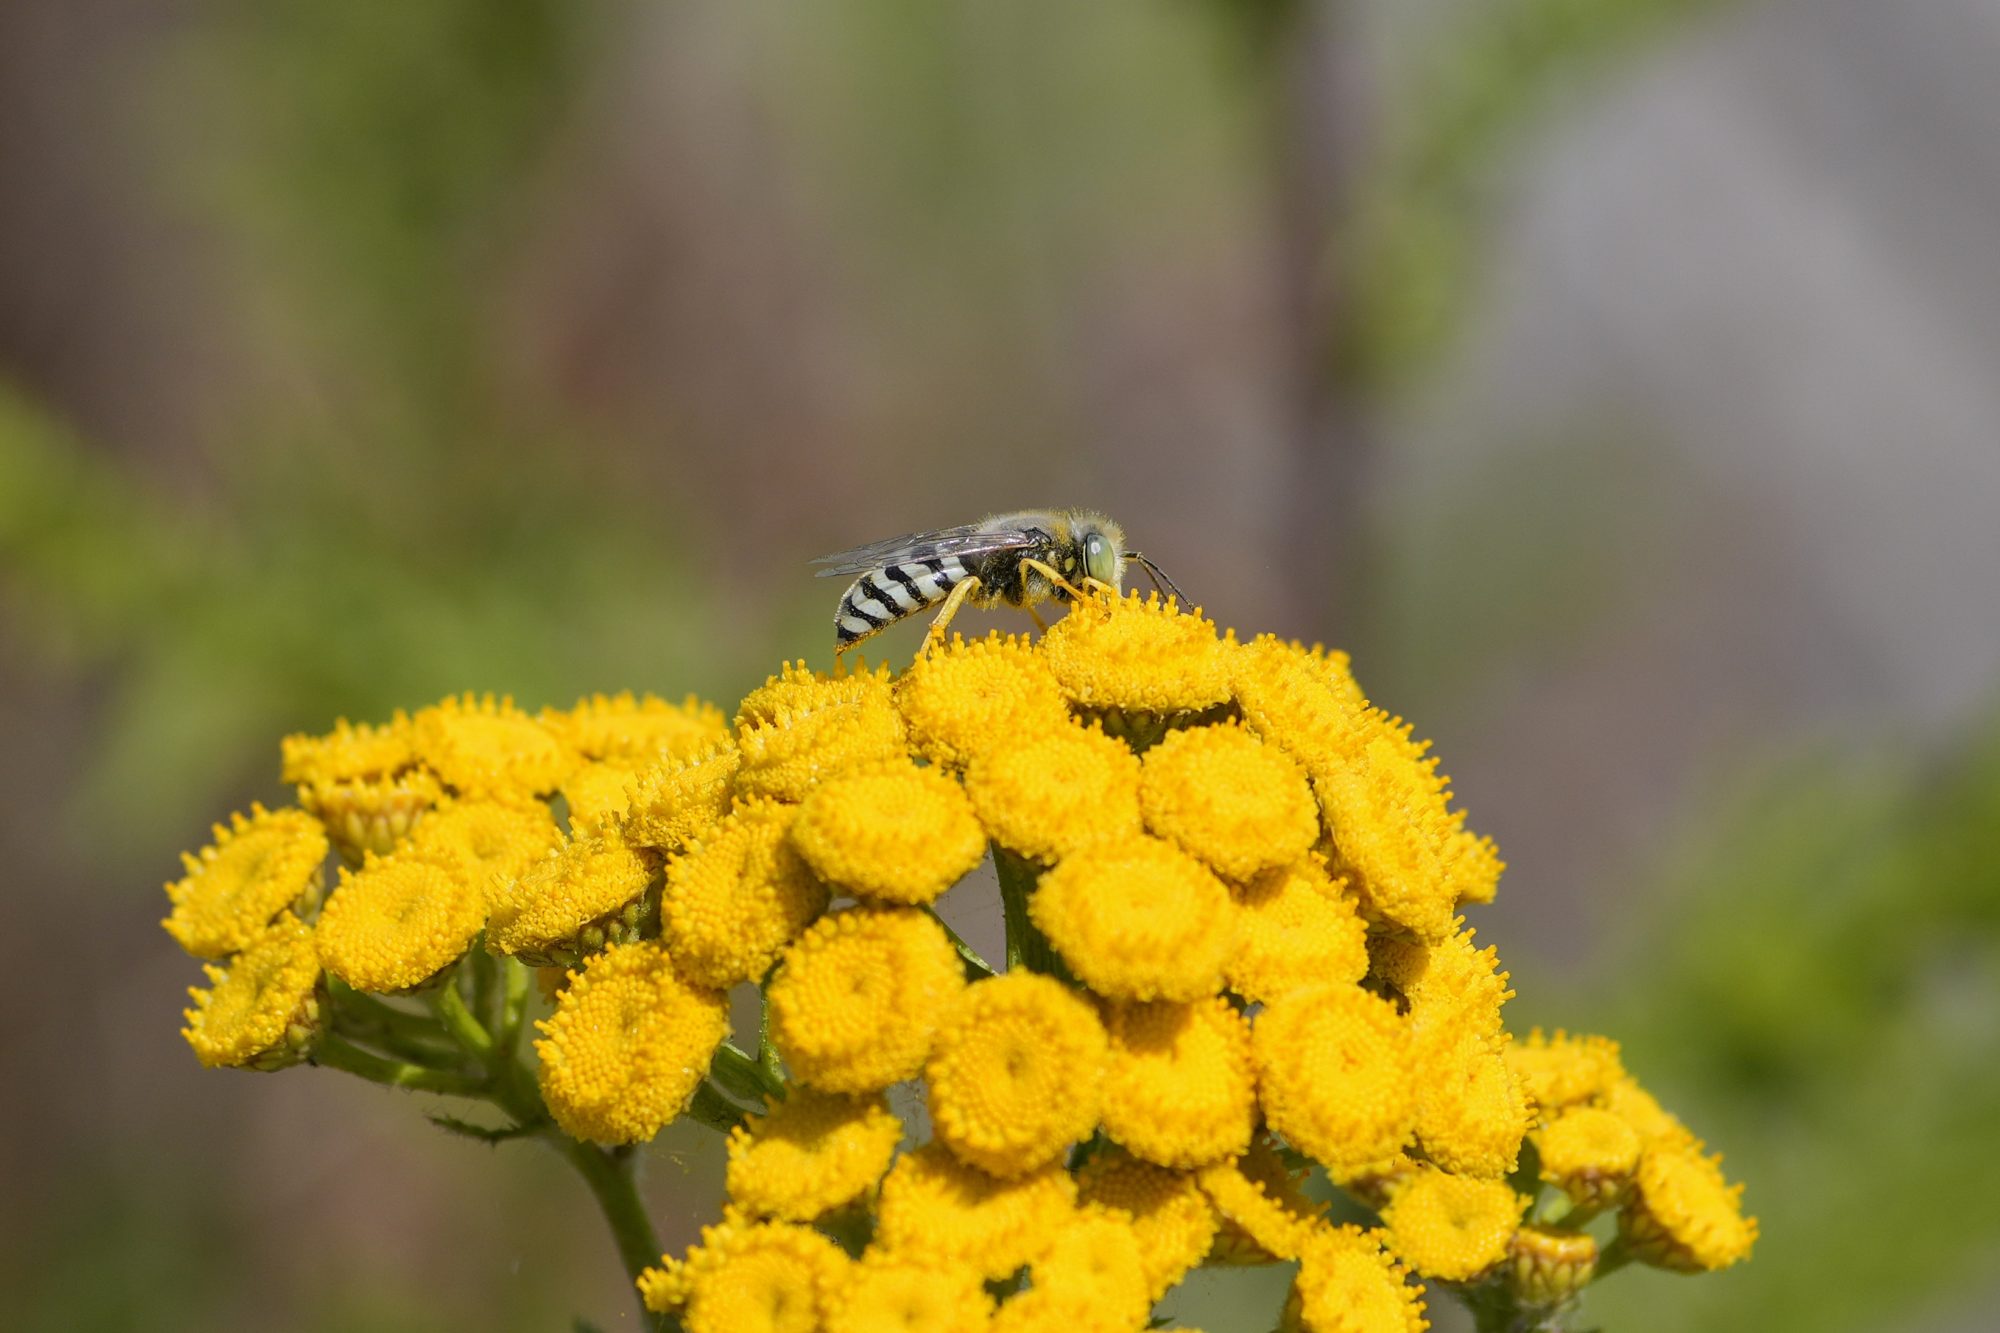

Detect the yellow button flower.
xmin=725 ymin=1089 xmax=903 ymax=1222
xmin=1229 ymin=636 xmax=1366 ymax=761
xmin=825 ymin=1253 xmax=994 ymax=1333
xmin=1533 ymin=1106 xmax=1640 ymax=1208
xmin=181 ymin=914 xmax=323 ymax=1069
xmin=1196 ymin=1142 xmax=1323 ymax=1264
xmin=638 ymin=1218 xmax=851 ymax=1333
xmin=768 ymin=907 xmax=965 ymax=1093
xmin=664 ymin=800 xmax=829 ymax=988
xmin=487 ymin=828 xmax=658 ymax=967
xmin=790 ymin=764 xmax=987 ymax=905
xmin=1412 ymin=1032 xmax=1531 ymax=1180
xmin=1619 ymin=1142 xmax=1757 ymax=1272
xmin=1379 ymin=1167 xmax=1525 ymax=1282
xmin=1599 ymin=1074 xmax=1699 ymax=1152
xmin=735 ymin=673 xmax=909 ymax=804
xmin=559 ymin=761 xmax=638 ymax=834
xmin=1372 ymin=923 xmax=1513 ymax=1051
xmin=1100 ymin=996 xmax=1256 ymax=1169
xmin=623 ymin=739 xmax=740 ymax=854
xmin=894 ymin=631 xmax=1073 ymax=769
xmin=1039 ymin=590 xmax=1231 ymax=716
xmin=1139 ymin=721 xmax=1319 ymax=882
xmin=164 ymin=804 xmax=329 ymax=960
xmin=409 ymin=692 xmax=576 ymax=799
xmin=961 ymin=721 xmax=1144 ymax=864
xmin=301 ymin=769 xmax=445 ymax=861
xmin=315 ymin=852 xmax=486 ymax=993
xmin=540 ymin=690 xmax=727 ymax=766
xmin=281 ymin=712 xmax=414 ymax=787
xmin=534 ymin=939 xmax=730 ymax=1145
xmin=1076 ymin=1148 xmax=1218 ymax=1301
xmin=1504 ymin=1029 xmax=1625 ymax=1114
xmin=1224 ymin=857 xmax=1367 ymax=1004
xmin=1030 ymin=834 xmax=1233 ymax=1002
xmin=990 ymin=1207 xmax=1150 ymax=1333
xmin=1252 ymin=983 xmax=1416 ymax=1178
xmin=1287 ymin=1224 xmax=1427 ymax=1333
xmin=738 ymin=659 xmax=893 ymax=728
xmin=927 ymin=971 xmax=1108 ymax=1177
xmin=406 ymin=797 xmax=560 ymax=907
xmin=874 ymin=1143 xmax=1079 ymax=1281
xmin=1503 ymin=1225 xmax=1598 ymax=1306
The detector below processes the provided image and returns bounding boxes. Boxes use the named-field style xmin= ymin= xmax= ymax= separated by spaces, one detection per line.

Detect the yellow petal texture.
xmin=165 ymin=804 xmax=329 ymax=960
xmin=1252 ymin=983 xmax=1416 ymax=1178
xmin=1288 ymin=1225 xmax=1428 ymax=1333
xmin=300 ymin=770 xmax=444 ymax=861
xmin=894 ymin=632 xmax=1072 ymax=769
xmin=1139 ymin=721 xmax=1318 ymax=881
xmin=541 ymin=691 xmax=727 ymax=765
xmin=824 ymin=1254 xmax=995 ymax=1333
xmin=1533 ymin=1106 xmax=1640 ymax=1207
xmin=874 ymin=1143 xmax=1079 ymax=1281
xmin=1196 ymin=1144 xmax=1323 ymax=1264
xmin=990 ymin=1207 xmax=1150 ymax=1333
xmin=1504 ymin=1029 xmax=1625 ymax=1115
xmin=961 ymin=720 xmax=1144 ymax=863
xmin=663 ymin=800 xmax=828 ymax=988
xmin=1030 ymin=834 xmax=1233 ymax=1002
xmin=1411 ymin=1033 xmax=1531 ymax=1180
xmin=407 ymin=797 xmax=560 ymax=906
xmin=1225 ymin=857 xmax=1368 ymax=1003
xmin=1039 ymin=590 xmax=1231 ymax=715
xmin=487 ymin=829 xmax=657 ymax=965
xmin=560 ymin=761 xmax=639 ymax=834
xmin=1100 ymin=997 xmax=1256 ymax=1169
xmin=640 ymin=1218 xmax=851 ymax=1333
xmin=534 ymin=939 xmax=729 ymax=1144
xmin=735 ymin=669 xmax=908 ymax=804
xmin=1373 ymin=924 xmax=1513 ymax=1054
xmin=1599 ymin=1074 xmax=1699 ymax=1152
xmin=409 ymin=692 xmax=575 ymax=799
xmin=1619 ymin=1143 xmax=1757 ymax=1272
xmin=724 ymin=1090 xmax=903 ymax=1222
xmin=1076 ymin=1148 xmax=1218 ymax=1301
xmin=790 ymin=764 xmax=987 ymax=904
xmin=737 ymin=659 xmax=892 ymax=728
xmin=927 ymin=971 xmax=1108 ymax=1177
xmin=1229 ymin=636 xmax=1366 ymax=762
xmin=181 ymin=914 xmax=322 ymax=1069
xmin=768 ymin=908 xmax=965 ymax=1092
xmin=623 ymin=740 xmax=740 ymax=854
xmin=314 ymin=853 xmax=486 ymax=993
xmin=1379 ymin=1168 xmax=1524 ymax=1282
xmin=281 ymin=712 xmax=414 ymax=787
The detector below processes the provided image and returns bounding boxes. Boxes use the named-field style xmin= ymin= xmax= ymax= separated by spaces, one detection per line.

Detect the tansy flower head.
xmin=734 ymin=673 xmax=908 ymax=804
xmin=1230 ymin=636 xmax=1366 ymax=762
xmin=560 ymin=761 xmax=639 ymax=834
xmin=639 ymin=1218 xmax=851 ymax=1333
xmin=1505 ymin=1029 xmax=1625 ymax=1115
xmin=1379 ymin=1167 xmax=1524 ymax=1282
xmin=926 ymin=971 xmax=1108 ymax=1178
xmin=991 ymin=1206 xmax=1150 ymax=1333
xmin=1039 ymin=588 xmax=1232 ymax=719
xmin=487 ymin=828 xmax=659 ymax=967
xmin=535 ymin=939 xmax=730 ymax=1144
xmin=541 ymin=690 xmax=727 ymax=766
xmin=1412 ymin=1033 xmax=1531 ymax=1180
xmin=281 ymin=712 xmax=414 ymax=788
xmin=409 ymin=692 xmax=576 ymax=799
xmin=960 ymin=720 xmax=1143 ymax=864
xmin=1504 ymin=1225 xmax=1597 ymax=1306
xmin=314 ymin=852 xmax=485 ymax=993
xmin=894 ymin=631 xmax=1072 ymax=769
xmin=1139 ymin=721 xmax=1319 ymax=881
xmin=737 ymin=658 xmax=893 ymax=728
xmin=164 ymin=805 xmax=329 ymax=959
xmin=825 ymin=1253 xmax=994 ymax=1333
xmin=1599 ymin=1073 xmax=1699 ymax=1151
xmin=1029 ymin=833 xmax=1234 ymax=1002
xmin=1533 ymin=1106 xmax=1640 ymax=1207
xmin=623 ymin=739 xmax=740 ymax=854
xmin=768 ymin=907 xmax=965 ymax=1093
xmin=874 ymin=1143 xmax=1078 ymax=1281
xmin=663 ymin=799 xmax=828 ymax=988
xmin=1252 ymin=982 xmax=1417 ymax=1178
xmin=790 ymin=764 xmax=986 ymax=905
xmin=1100 ymin=996 xmax=1256 ymax=1169
xmin=181 ymin=914 xmax=323 ymax=1069
xmin=407 ymin=796 xmax=559 ymax=907
xmin=1225 ymin=856 xmax=1368 ymax=1003
xmin=1372 ymin=923 xmax=1513 ymax=1051
xmin=301 ymin=769 xmax=445 ymax=861
xmin=725 ymin=1089 xmax=903 ymax=1221
xmin=1076 ymin=1148 xmax=1218 ymax=1300
xmin=1197 ymin=1140 xmax=1324 ymax=1264
xmin=1286 ymin=1225 xmax=1427 ymax=1333
xmin=1619 ymin=1142 xmax=1757 ymax=1273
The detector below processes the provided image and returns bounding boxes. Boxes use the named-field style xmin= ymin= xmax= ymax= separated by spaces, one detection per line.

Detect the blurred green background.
xmin=3 ymin=1 xmax=1996 ymax=1329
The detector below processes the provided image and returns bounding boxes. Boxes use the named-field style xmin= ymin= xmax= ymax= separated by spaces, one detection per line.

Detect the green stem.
xmin=757 ymin=980 xmax=789 ymax=1090
xmin=712 ymin=1042 xmax=781 ymax=1104
xmin=431 ymin=978 xmax=494 ymax=1062
xmin=685 ymin=1081 xmax=750 ymax=1135
xmin=313 ymin=1034 xmax=487 ymax=1096
xmin=470 ymin=947 xmax=499 ymax=1033
xmin=924 ymin=906 xmax=997 ymax=980
xmin=994 ymin=846 xmax=1069 ymax=978
xmin=551 ymin=1135 xmax=669 ymax=1329
xmin=497 ymin=956 xmax=531 ymax=1057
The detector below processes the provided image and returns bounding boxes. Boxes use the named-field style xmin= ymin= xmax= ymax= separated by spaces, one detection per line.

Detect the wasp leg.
xmin=921 ymin=575 xmax=985 ymax=654
xmin=1026 ymin=605 xmax=1049 ymax=631
xmin=1079 ymin=576 xmax=1118 ymax=599
xmin=1019 ymin=558 xmax=1088 ymax=603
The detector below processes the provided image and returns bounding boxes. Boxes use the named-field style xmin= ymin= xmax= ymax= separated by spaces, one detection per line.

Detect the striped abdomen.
xmin=836 ymin=557 xmax=972 ymax=648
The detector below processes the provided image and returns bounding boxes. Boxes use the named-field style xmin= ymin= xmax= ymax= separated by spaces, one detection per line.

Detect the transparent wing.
xmin=810 ymin=523 xmax=1042 ymax=578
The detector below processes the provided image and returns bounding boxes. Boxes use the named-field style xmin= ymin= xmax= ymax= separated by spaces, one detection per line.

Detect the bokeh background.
xmin=4 ymin=0 xmax=1998 ymax=1329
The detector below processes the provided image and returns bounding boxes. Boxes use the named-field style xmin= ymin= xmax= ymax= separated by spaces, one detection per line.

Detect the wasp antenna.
xmin=1126 ymin=552 xmax=1187 ymax=608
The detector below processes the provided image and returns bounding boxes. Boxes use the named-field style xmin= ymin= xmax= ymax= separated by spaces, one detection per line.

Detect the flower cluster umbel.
xmin=163 ymin=590 xmax=1754 ymax=1332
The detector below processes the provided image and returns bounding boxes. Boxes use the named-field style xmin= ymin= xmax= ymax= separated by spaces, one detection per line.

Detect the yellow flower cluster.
xmin=164 ymin=591 xmax=1754 ymax=1332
